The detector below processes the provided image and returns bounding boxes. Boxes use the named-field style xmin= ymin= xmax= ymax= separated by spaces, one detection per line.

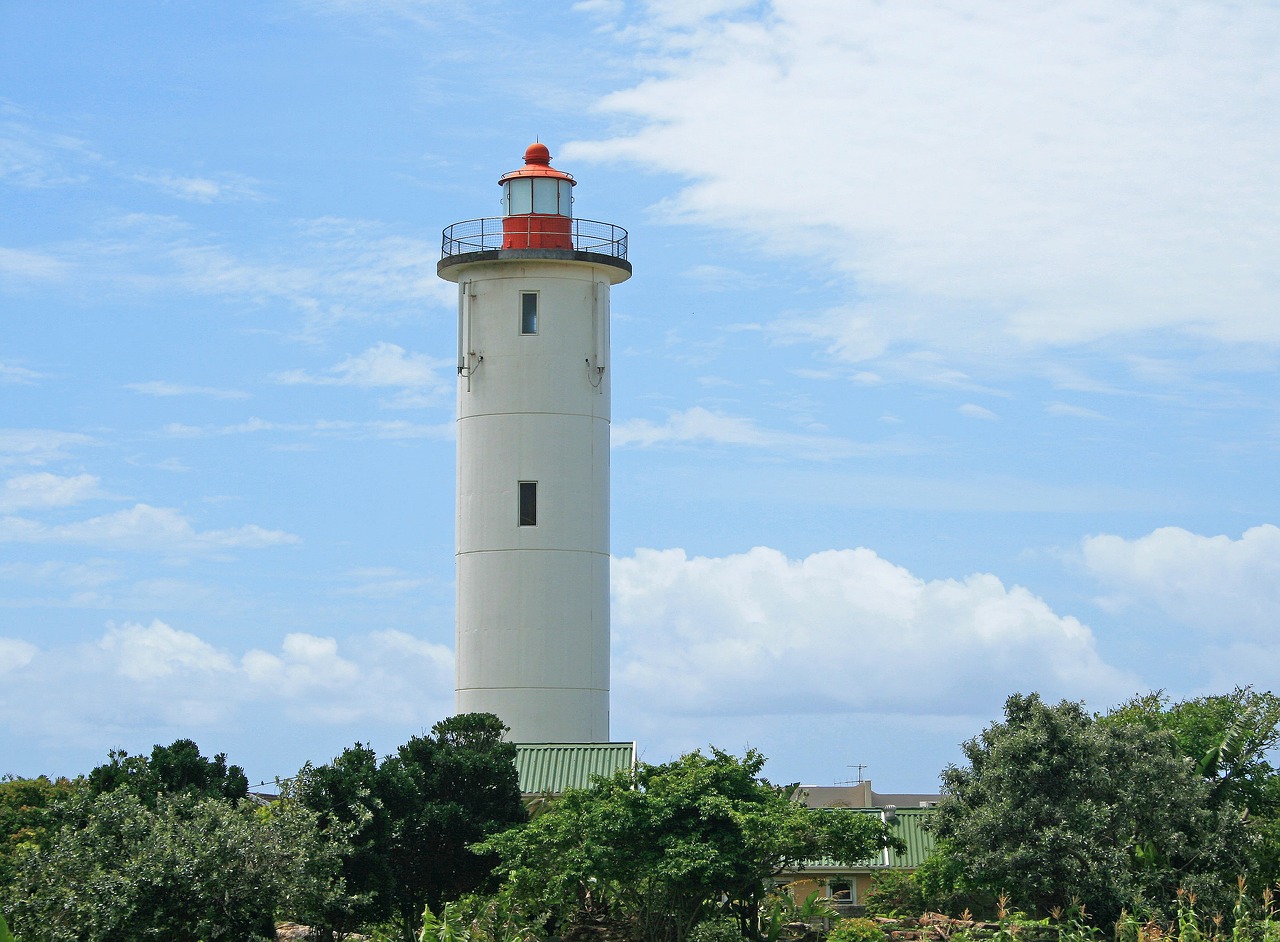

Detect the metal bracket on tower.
xmin=458 ymin=280 xmax=481 ymax=392
xmin=589 ymin=279 xmax=608 ymax=391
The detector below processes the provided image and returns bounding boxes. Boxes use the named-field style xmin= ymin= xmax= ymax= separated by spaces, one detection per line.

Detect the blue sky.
xmin=2 ymin=0 xmax=1278 ymax=791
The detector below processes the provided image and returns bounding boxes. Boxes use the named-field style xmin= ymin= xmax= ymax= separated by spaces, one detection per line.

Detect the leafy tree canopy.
xmin=380 ymin=713 xmax=527 ymax=942
xmin=935 ymin=693 xmax=1254 ymax=928
xmin=480 ymin=746 xmax=900 ymax=942
xmin=285 ymin=743 xmax=393 ymax=940
xmin=0 ymin=776 xmax=81 ymax=891
xmin=5 ymin=789 xmax=305 ymax=942
xmin=86 ymin=738 xmax=249 ymax=806
xmin=1104 ymin=687 xmax=1280 ymax=814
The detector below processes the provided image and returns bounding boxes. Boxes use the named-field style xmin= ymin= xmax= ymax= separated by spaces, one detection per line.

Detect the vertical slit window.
xmin=519 ymin=481 xmax=537 ymax=527
xmin=520 ymin=292 xmax=538 ymax=335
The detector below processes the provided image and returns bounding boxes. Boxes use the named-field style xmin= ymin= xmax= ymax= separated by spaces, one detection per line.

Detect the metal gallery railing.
xmin=441 ymin=217 xmax=628 ymax=260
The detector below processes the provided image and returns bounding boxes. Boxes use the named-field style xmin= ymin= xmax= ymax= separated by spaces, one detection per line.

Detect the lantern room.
xmin=500 ymin=142 xmax=576 ymax=249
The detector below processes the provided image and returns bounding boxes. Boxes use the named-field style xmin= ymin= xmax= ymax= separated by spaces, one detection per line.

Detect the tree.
xmin=480 ymin=747 xmax=900 ymax=942
xmin=0 ymin=776 xmax=80 ymax=892
xmin=86 ymin=738 xmax=249 ymax=806
xmin=1104 ymin=687 xmax=1280 ymax=893
xmin=380 ymin=713 xmax=527 ymax=942
xmin=285 ymin=743 xmax=394 ymax=939
xmin=934 ymin=693 xmax=1253 ymax=928
xmin=5 ymin=790 xmax=297 ymax=942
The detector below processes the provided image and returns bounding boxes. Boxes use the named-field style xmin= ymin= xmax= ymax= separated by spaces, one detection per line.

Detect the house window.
xmin=829 ymin=879 xmax=854 ymax=908
xmin=520 ymin=292 xmax=538 ymax=334
xmin=519 ymin=481 xmax=537 ymax=527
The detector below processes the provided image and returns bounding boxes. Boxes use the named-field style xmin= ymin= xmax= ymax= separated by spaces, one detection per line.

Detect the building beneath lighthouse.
xmin=437 ymin=143 xmax=630 ymax=743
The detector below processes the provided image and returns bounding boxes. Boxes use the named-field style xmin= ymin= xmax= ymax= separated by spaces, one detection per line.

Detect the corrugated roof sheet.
xmin=514 ymin=742 xmax=636 ymax=795
xmin=803 ymin=807 xmax=936 ymax=871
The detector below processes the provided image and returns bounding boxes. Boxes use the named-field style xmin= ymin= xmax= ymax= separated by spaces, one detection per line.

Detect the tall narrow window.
xmin=520 ymin=292 xmax=538 ymax=335
xmin=519 ymin=481 xmax=537 ymax=526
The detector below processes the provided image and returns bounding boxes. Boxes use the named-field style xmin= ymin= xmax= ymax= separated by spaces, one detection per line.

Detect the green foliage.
xmin=861 ymin=870 xmax=926 ymax=918
xmin=689 ymin=916 xmax=744 ymax=942
xmin=0 ymin=776 xmax=80 ymax=892
xmin=1104 ymin=688 xmax=1280 ymax=893
xmin=759 ymin=887 xmax=839 ymax=942
xmin=935 ymin=693 xmax=1252 ymax=928
xmin=826 ymin=918 xmax=887 ymax=942
xmin=410 ymin=891 xmax=543 ymax=942
xmin=480 ymin=747 xmax=900 ymax=942
xmin=4 ymin=789 xmax=293 ymax=942
xmin=910 ymin=842 xmax=999 ymax=919
xmin=0 ymin=911 xmax=14 ymax=942
xmin=239 ymin=714 xmax=525 ymax=942
xmin=380 ymin=713 xmax=527 ymax=942
xmin=86 ymin=738 xmax=249 ymax=806
xmin=286 ymin=742 xmax=394 ymax=938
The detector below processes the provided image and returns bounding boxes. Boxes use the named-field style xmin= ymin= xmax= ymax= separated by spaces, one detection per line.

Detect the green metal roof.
xmin=514 ymin=742 xmax=636 ymax=795
xmin=803 ymin=807 xmax=937 ymax=871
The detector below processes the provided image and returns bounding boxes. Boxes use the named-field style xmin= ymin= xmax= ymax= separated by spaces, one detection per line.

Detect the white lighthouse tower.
xmin=437 ymin=143 xmax=630 ymax=743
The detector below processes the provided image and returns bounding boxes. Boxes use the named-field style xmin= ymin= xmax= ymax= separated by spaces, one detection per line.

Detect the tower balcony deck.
xmin=438 ymin=216 xmax=630 ymax=278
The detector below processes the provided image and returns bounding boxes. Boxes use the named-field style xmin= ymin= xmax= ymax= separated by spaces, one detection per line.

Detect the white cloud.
xmin=571 ymin=1 xmax=1280 ymax=353
xmin=612 ymin=405 xmax=862 ymax=457
xmin=612 ymin=546 xmax=1136 ymax=718
xmin=958 ymin=403 xmax=998 ymax=421
xmin=0 ymin=472 xmax=101 ymax=512
xmin=0 ymin=429 xmax=94 ymax=467
xmin=0 ymin=622 xmax=455 ymax=746
xmin=1081 ymin=524 xmax=1280 ymax=638
xmin=0 ymin=638 xmax=37 ymax=674
xmin=161 ymin=417 xmax=452 ymax=441
xmin=0 ymin=113 xmax=97 ymax=188
xmin=275 ymin=342 xmax=451 ymax=406
xmin=1046 ymin=402 xmax=1108 ymax=420
xmin=0 ymin=247 xmax=68 ymax=280
xmin=101 ymin=620 xmax=236 ymax=680
xmin=135 ymin=172 xmax=262 ymax=203
xmin=125 ymin=380 xmax=250 ymax=400
xmin=0 ymin=361 xmax=45 ymax=383
xmin=13 ymin=216 xmax=455 ymax=338
xmin=0 ymin=503 xmax=299 ymax=553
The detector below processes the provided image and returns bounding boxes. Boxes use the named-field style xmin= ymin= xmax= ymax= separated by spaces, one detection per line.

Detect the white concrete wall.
xmin=441 ymin=256 xmax=627 ymax=742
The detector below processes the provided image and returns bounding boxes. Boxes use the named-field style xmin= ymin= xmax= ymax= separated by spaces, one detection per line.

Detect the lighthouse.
xmin=437 ymin=143 xmax=630 ymax=743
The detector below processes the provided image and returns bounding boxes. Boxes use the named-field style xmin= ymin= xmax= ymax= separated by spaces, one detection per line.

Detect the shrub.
xmin=862 ymin=870 xmax=925 ymax=917
xmin=826 ymin=918 xmax=887 ymax=942
xmin=690 ymin=917 xmax=744 ymax=942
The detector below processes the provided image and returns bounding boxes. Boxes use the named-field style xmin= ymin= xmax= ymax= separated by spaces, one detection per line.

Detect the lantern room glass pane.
xmin=505 ymin=179 xmax=532 ymax=215
xmin=559 ymin=180 xmax=573 ymax=217
xmin=532 ymin=177 xmax=558 ymax=214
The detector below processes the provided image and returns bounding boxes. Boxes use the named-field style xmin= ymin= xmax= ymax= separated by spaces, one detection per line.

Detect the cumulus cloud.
xmin=101 ymin=620 xmax=236 ymax=680
xmin=612 ymin=546 xmax=1136 ymax=718
xmin=570 ymin=1 xmax=1280 ymax=354
xmin=0 ymin=503 xmax=299 ymax=553
xmin=1081 ymin=524 xmax=1280 ymax=638
xmin=0 ymin=472 xmax=101 ymax=512
xmin=0 ymin=622 xmax=455 ymax=748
